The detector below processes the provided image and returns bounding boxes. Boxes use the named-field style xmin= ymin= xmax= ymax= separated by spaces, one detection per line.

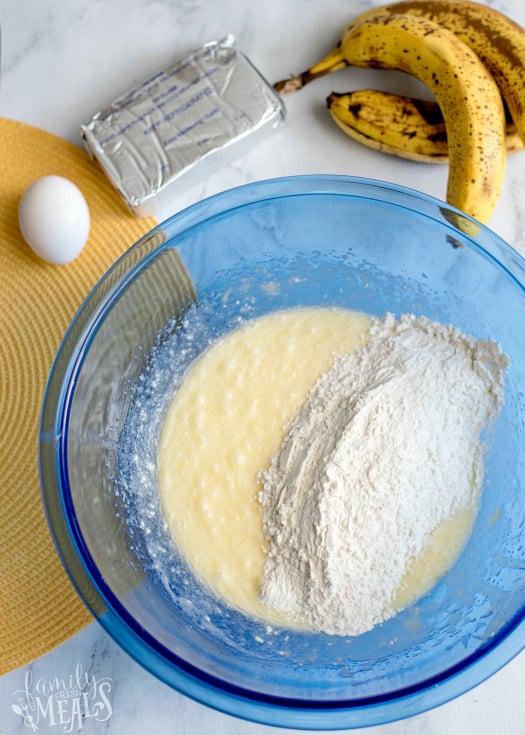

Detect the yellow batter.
xmin=157 ymin=307 xmax=475 ymax=629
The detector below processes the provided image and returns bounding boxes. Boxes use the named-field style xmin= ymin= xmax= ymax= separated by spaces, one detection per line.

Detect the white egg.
xmin=18 ymin=175 xmax=91 ymax=265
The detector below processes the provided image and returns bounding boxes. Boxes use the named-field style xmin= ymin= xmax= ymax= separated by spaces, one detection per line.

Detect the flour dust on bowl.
xmin=39 ymin=176 xmax=525 ymax=730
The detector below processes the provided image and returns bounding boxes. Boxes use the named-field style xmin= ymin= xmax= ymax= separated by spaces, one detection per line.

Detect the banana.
xmin=318 ymin=14 xmax=506 ymax=224
xmin=274 ymin=0 xmax=525 ymax=142
xmin=327 ymin=89 xmax=523 ymax=163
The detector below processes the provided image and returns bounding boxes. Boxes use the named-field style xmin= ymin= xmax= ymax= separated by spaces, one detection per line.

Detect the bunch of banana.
xmin=274 ymin=0 xmax=525 ymax=225
xmin=326 ymin=89 xmax=523 ymax=163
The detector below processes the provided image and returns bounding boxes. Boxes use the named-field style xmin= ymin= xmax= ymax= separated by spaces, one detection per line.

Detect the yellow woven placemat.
xmin=0 ymin=117 xmax=157 ymax=674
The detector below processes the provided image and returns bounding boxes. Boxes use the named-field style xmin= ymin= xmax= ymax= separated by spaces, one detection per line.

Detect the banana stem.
xmin=274 ymin=48 xmax=347 ymax=94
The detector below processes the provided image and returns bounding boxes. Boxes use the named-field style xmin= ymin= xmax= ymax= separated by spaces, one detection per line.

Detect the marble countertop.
xmin=1 ymin=1 xmax=525 ymax=733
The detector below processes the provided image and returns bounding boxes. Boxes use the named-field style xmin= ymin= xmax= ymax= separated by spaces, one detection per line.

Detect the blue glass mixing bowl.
xmin=40 ymin=176 xmax=525 ymax=729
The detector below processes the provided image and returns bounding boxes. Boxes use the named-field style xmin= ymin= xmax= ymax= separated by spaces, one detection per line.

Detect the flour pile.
xmin=259 ymin=313 xmax=509 ymax=636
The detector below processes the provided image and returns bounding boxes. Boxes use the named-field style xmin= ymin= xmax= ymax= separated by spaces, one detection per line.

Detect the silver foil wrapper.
xmin=81 ymin=37 xmax=285 ymax=217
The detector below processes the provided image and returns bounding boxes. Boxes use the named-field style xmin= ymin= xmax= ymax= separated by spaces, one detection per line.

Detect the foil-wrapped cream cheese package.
xmin=81 ymin=38 xmax=285 ymax=217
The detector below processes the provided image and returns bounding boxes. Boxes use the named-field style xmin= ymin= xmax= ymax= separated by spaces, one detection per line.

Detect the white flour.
xmin=259 ymin=313 xmax=509 ymax=636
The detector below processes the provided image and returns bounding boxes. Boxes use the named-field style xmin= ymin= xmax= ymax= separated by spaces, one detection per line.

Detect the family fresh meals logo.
xmin=11 ymin=664 xmax=113 ymax=731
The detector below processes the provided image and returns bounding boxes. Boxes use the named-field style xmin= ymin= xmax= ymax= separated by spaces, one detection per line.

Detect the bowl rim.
xmin=39 ymin=174 xmax=525 ymax=730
